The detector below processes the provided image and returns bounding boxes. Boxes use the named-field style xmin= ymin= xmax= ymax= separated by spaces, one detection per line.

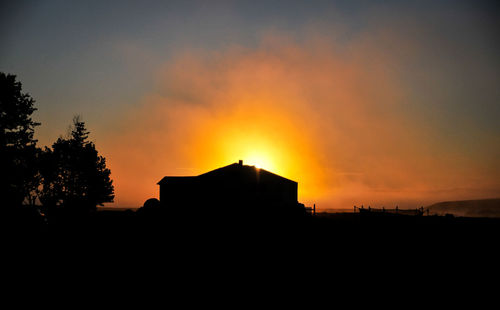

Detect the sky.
xmin=1 ymin=0 xmax=499 ymax=209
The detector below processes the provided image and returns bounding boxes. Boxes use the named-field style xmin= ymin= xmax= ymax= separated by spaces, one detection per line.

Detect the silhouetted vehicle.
xmin=136 ymin=198 xmax=163 ymax=216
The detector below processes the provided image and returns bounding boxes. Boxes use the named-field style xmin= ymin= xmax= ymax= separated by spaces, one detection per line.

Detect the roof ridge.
xmin=158 ymin=162 xmax=297 ymax=184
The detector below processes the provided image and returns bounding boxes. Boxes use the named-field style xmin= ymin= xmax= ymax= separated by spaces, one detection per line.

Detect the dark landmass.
xmin=427 ymin=198 xmax=500 ymax=218
xmin=8 ymin=204 xmax=500 ymax=242
xmin=7 ymin=203 xmax=500 ymax=275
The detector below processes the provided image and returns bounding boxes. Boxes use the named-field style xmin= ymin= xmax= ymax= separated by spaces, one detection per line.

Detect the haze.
xmin=1 ymin=0 xmax=499 ymax=209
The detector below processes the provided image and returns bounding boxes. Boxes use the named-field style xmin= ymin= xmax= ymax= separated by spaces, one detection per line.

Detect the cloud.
xmin=102 ymin=28 xmax=500 ymax=209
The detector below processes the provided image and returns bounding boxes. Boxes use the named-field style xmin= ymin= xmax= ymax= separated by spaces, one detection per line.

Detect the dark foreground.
xmin=5 ymin=206 xmax=500 ymax=289
xmin=7 ymin=206 xmax=500 ymax=248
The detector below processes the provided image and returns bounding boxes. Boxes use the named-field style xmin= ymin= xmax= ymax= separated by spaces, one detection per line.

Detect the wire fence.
xmin=354 ymin=205 xmax=429 ymax=216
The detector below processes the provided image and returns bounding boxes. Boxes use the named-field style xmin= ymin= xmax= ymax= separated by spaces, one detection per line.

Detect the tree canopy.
xmin=40 ymin=116 xmax=114 ymax=212
xmin=1 ymin=71 xmax=115 ymax=223
xmin=0 ymin=73 xmax=40 ymax=207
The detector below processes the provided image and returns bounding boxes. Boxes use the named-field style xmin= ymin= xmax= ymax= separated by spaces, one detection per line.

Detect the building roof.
xmin=157 ymin=161 xmax=296 ymax=185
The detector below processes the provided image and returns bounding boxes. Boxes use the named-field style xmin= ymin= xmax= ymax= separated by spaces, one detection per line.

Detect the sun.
xmin=244 ymin=153 xmax=274 ymax=170
xmin=189 ymin=105 xmax=328 ymax=206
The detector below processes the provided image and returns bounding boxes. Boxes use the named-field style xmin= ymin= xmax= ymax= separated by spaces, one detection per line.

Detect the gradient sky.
xmin=1 ymin=0 xmax=499 ymax=209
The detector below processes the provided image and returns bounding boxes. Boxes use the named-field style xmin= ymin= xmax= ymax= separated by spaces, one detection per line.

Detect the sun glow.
xmin=197 ymin=118 xmax=287 ymax=176
xmin=183 ymin=102 xmax=328 ymax=206
xmin=242 ymin=149 xmax=275 ymax=170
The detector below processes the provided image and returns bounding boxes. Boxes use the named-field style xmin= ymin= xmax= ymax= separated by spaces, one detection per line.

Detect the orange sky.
xmin=3 ymin=2 xmax=499 ymax=210
xmin=100 ymin=33 xmax=500 ymax=209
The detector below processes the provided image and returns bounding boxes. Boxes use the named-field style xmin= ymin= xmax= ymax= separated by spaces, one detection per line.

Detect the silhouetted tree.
xmin=0 ymin=72 xmax=41 ymax=208
xmin=40 ymin=116 xmax=114 ymax=213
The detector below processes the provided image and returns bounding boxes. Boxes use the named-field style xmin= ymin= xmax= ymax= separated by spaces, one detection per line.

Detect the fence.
xmin=305 ymin=204 xmax=316 ymax=215
xmin=354 ymin=205 xmax=429 ymax=216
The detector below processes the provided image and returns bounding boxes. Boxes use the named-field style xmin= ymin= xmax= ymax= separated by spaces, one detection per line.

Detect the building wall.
xmin=159 ymin=176 xmax=297 ymax=210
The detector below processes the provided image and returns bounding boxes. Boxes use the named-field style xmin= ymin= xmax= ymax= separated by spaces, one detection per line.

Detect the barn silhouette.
xmin=156 ymin=160 xmax=305 ymax=217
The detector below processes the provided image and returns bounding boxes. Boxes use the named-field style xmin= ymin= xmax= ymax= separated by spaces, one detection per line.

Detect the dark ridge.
xmin=427 ymin=198 xmax=500 ymax=217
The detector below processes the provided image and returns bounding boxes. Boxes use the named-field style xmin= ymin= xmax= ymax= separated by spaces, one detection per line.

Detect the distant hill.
xmin=427 ymin=199 xmax=500 ymax=218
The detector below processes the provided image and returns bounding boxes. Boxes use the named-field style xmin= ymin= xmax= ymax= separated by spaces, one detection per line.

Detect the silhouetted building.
xmin=157 ymin=160 xmax=302 ymax=215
